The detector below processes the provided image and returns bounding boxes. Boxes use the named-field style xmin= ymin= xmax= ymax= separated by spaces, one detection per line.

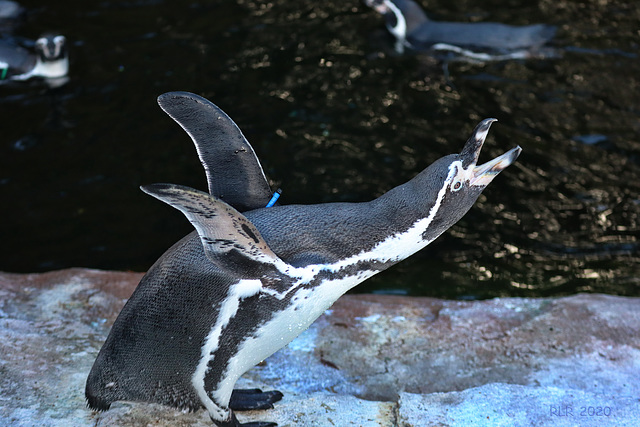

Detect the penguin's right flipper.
xmin=230 ymin=389 xmax=284 ymax=411
xmin=141 ymin=183 xmax=287 ymax=278
xmin=157 ymin=91 xmax=273 ymax=212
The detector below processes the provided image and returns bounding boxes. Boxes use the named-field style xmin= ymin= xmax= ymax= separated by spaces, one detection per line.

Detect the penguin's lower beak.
xmin=470 ymin=145 xmax=522 ymax=187
xmin=460 ymin=118 xmax=521 ymax=187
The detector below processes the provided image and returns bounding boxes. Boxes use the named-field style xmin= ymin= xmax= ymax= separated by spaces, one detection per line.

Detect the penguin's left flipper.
xmin=141 ymin=183 xmax=287 ymax=278
xmin=157 ymin=92 xmax=274 ymax=212
xmin=230 ymin=388 xmax=284 ymax=411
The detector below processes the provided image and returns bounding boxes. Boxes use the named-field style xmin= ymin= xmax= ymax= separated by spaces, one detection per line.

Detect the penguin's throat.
xmin=277 ymin=173 xmax=455 ymax=285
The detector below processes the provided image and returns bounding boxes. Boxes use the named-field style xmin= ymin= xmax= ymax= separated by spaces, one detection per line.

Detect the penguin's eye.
xmin=451 ymin=179 xmax=463 ymax=192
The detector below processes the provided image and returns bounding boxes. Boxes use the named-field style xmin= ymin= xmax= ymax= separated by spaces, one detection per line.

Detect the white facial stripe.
xmin=384 ymin=0 xmax=407 ymax=40
xmin=453 ymin=160 xmax=478 ymax=188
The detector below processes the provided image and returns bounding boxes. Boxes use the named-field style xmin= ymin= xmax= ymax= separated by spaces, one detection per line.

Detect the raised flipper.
xmin=141 ymin=183 xmax=288 ymax=278
xmin=157 ymin=91 xmax=273 ymax=212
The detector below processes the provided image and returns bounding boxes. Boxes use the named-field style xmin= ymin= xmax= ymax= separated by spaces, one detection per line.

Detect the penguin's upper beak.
xmin=461 ymin=118 xmax=522 ymax=187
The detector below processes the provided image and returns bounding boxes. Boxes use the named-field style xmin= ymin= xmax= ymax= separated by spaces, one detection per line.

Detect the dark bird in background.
xmin=0 ymin=34 xmax=68 ymax=82
xmin=365 ymin=0 xmax=557 ymax=61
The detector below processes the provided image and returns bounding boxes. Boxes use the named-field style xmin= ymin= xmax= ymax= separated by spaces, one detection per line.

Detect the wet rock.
xmin=0 ymin=269 xmax=638 ymax=426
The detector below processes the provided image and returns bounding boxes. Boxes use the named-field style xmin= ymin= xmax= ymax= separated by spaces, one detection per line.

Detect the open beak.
xmin=461 ymin=118 xmax=522 ymax=187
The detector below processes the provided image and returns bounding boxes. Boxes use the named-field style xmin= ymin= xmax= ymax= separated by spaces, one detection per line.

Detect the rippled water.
xmin=1 ymin=0 xmax=638 ymax=298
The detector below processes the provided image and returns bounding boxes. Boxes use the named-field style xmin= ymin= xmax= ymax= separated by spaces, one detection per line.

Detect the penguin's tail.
xmin=85 ymin=390 xmax=112 ymax=412
xmin=85 ymin=359 xmax=124 ymax=411
xmin=85 ymin=374 xmax=116 ymax=411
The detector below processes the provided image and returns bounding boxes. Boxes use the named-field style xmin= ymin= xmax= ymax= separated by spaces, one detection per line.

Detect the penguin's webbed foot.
xmin=229 ymin=388 xmax=283 ymax=411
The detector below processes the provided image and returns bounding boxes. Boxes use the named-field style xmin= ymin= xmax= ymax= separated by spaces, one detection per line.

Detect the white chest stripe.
xmin=193 ymin=163 xmax=459 ymax=420
xmin=192 ymin=279 xmax=262 ymax=419
xmin=209 ymin=269 xmax=380 ymax=412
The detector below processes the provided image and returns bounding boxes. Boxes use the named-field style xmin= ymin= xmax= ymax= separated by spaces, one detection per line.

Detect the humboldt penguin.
xmin=0 ymin=34 xmax=68 ymax=81
xmin=86 ymin=91 xmax=521 ymax=426
xmin=364 ymin=0 xmax=556 ymax=60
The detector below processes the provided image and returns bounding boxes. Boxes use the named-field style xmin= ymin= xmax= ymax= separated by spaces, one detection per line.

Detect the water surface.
xmin=1 ymin=0 xmax=638 ymax=298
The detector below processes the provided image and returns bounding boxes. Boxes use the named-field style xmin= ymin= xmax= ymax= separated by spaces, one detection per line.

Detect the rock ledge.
xmin=1 ymin=269 xmax=638 ymax=426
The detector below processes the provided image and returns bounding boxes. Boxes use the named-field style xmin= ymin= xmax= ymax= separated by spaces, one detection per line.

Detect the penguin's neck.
xmin=250 ymin=159 xmax=456 ymax=274
xmin=336 ymin=165 xmax=454 ymax=266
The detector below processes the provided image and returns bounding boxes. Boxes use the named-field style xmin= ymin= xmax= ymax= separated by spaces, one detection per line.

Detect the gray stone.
xmin=1 ymin=269 xmax=638 ymax=426
xmin=399 ymin=384 xmax=640 ymax=426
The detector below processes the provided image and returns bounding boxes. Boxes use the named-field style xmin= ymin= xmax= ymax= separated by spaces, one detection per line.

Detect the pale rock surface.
xmin=0 ymin=269 xmax=638 ymax=426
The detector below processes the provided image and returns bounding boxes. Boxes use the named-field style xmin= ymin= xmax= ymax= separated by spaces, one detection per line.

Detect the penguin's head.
xmin=410 ymin=119 xmax=521 ymax=240
xmin=365 ymin=0 xmax=429 ymax=41
xmin=35 ymin=34 xmax=67 ymax=62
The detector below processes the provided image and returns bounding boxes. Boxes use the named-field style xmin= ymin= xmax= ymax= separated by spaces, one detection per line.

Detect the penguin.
xmin=0 ymin=34 xmax=68 ymax=81
xmin=86 ymin=91 xmax=522 ymax=426
xmin=364 ymin=0 xmax=556 ymax=60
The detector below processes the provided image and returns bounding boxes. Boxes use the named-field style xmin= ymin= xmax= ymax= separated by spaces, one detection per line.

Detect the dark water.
xmin=1 ymin=0 xmax=639 ymax=299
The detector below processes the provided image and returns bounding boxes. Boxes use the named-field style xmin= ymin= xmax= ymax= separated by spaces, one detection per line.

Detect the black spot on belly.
xmin=241 ymin=223 xmax=260 ymax=244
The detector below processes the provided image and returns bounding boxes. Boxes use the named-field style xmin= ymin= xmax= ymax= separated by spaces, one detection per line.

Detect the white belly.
xmin=211 ymin=269 xmax=377 ymax=407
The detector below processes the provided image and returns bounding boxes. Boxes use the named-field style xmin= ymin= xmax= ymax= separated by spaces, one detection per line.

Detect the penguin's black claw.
xmin=238 ymin=423 xmax=278 ymax=427
xmin=229 ymin=388 xmax=284 ymax=411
